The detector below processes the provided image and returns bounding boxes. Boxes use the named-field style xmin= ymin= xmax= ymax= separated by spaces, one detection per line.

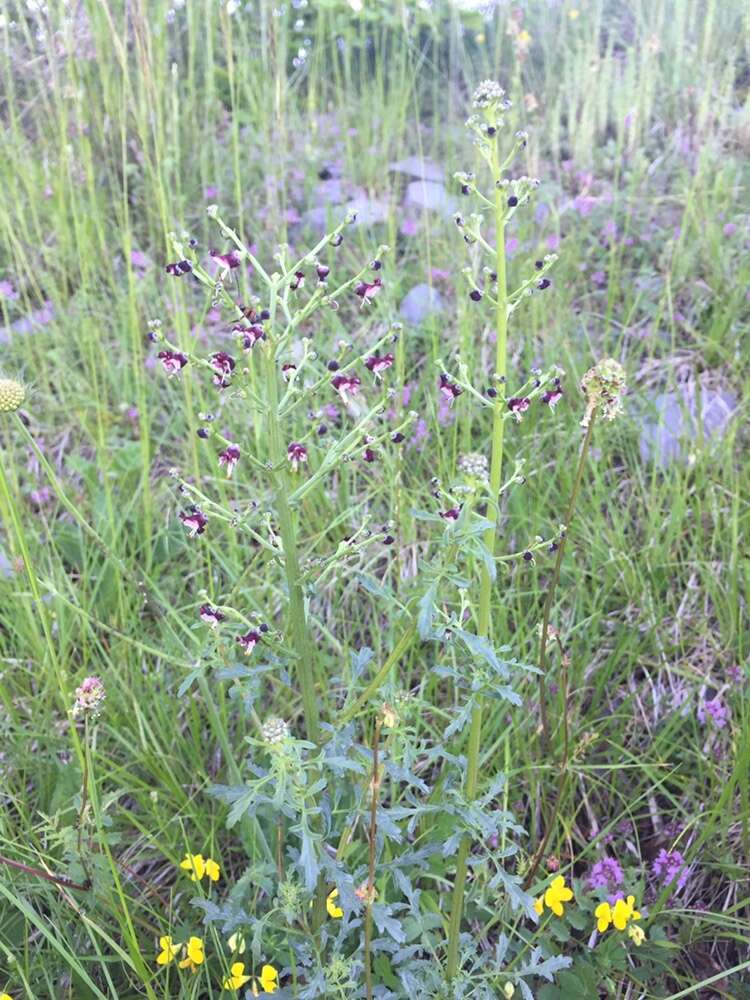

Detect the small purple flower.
xmin=723 ymin=222 xmax=737 ymax=237
xmin=507 ymin=397 xmax=530 ymax=421
xmin=541 ymin=385 xmax=563 ymax=408
xmin=652 ymin=849 xmax=689 ymax=893
xmin=210 ymin=248 xmax=242 ymax=271
xmin=440 ymin=507 xmax=462 ymax=521
xmin=179 ymin=506 xmax=208 ymax=537
xmin=362 ymin=446 xmax=377 ymax=463
xmin=726 ymin=664 xmax=743 ymax=684
xmin=237 ymin=630 xmax=261 ymax=655
xmin=281 ymin=363 xmax=297 ymax=381
xmin=365 ymin=352 xmax=394 ymax=379
xmin=331 ymin=373 xmax=361 ymax=404
xmin=73 ymin=675 xmax=106 ymax=718
xmin=439 ymin=373 xmax=463 ymax=407
xmin=588 ymin=857 xmax=624 ymax=891
xmin=355 ymin=277 xmax=383 ymax=305
xmin=165 ymin=260 xmax=192 ymax=276
xmin=0 ymin=279 xmax=20 ymax=300
xmin=209 ymin=352 xmax=236 ymax=388
xmin=316 ymin=264 xmax=330 ymax=282
xmin=200 ymin=604 xmax=225 ymax=628
xmin=157 ymin=350 xmax=189 ymax=376
xmin=287 ymin=442 xmax=308 ymax=471
xmin=697 ymin=696 xmax=729 ymax=729
xmin=218 ymin=443 xmax=240 ymax=478
xmin=234 ymin=323 xmax=265 ymax=350
xmin=290 ymin=270 xmax=305 ymax=290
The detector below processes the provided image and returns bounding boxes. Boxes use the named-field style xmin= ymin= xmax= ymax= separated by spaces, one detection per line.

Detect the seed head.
xmin=0 ymin=378 xmax=25 ymax=413
xmin=580 ymin=358 xmax=627 ymax=428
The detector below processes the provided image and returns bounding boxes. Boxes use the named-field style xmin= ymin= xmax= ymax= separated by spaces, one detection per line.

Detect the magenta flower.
xmin=287 ymin=442 xmax=308 ymax=471
xmin=209 ymin=352 xmax=236 ymax=388
xmin=165 ymin=260 xmax=192 ymax=276
xmin=541 ymin=383 xmax=563 ymax=408
xmin=439 ymin=373 xmax=463 ymax=407
xmin=362 ymin=446 xmax=377 ymax=463
xmin=365 ymin=352 xmax=395 ymax=379
xmin=210 ymin=248 xmax=242 ymax=271
xmin=218 ymin=444 xmax=240 ymax=478
xmin=73 ymin=676 xmax=106 ymax=718
xmin=355 ymin=277 xmax=383 ymax=305
xmin=237 ymin=630 xmax=261 ymax=655
xmin=507 ymin=397 xmax=530 ymax=421
xmin=179 ymin=506 xmax=208 ymax=537
xmin=331 ymin=373 xmax=362 ymax=404
xmin=200 ymin=604 xmax=225 ymax=628
xmin=440 ymin=507 xmax=461 ymax=521
xmin=0 ymin=279 xmax=20 ymax=300
xmin=157 ymin=350 xmax=189 ymax=376
xmin=316 ymin=263 xmax=330 ymax=282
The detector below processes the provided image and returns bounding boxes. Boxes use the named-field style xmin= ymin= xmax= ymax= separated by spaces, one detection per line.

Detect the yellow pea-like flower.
xmin=326 ymin=888 xmax=344 ymax=918
xmin=223 ymin=961 xmax=251 ymax=989
xmin=543 ymin=875 xmax=573 ymax=917
xmin=251 ymin=964 xmax=279 ymax=995
xmin=156 ymin=935 xmax=181 ymax=966
xmin=178 ymin=936 xmax=205 ymax=972
xmin=204 ymin=857 xmax=220 ymax=882
xmin=180 ymin=852 xmax=206 ymax=881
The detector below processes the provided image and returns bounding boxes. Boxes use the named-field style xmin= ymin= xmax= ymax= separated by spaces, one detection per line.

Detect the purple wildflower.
xmin=588 ymin=857 xmax=624 ymax=891
xmin=331 ymin=373 xmax=361 ymax=404
xmin=209 ymin=352 xmax=235 ymax=388
xmin=507 ymin=397 xmax=530 ymax=421
xmin=287 ymin=442 xmax=308 ymax=471
xmin=165 ymin=260 xmax=192 ymax=276
xmin=439 ymin=373 xmax=463 ymax=407
xmin=157 ymin=350 xmax=188 ymax=376
xmin=237 ymin=630 xmax=261 ymax=656
xmin=652 ymin=849 xmax=689 ymax=893
xmin=179 ymin=506 xmax=208 ymax=537
xmin=697 ymin=696 xmax=729 ymax=729
xmin=440 ymin=507 xmax=461 ymax=521
xmin=73 ymin=676 xmax=106 ymax=718
xmin=210 ymin=248 xmax=242 ymax=271
xmin=281 ymin=363 xmax=297 ymax=381
xmin=200 ymin=604 xmax=225 ymax=628
xmin=355 ymin=277 xmax=383 ymax=305
xmin=365 ymin=352 xmax=394 ymax=379
xmin=218 ymin=444 xmax=240 ymax=478
xmin=234 ymin=323 xmax=265 ymax=350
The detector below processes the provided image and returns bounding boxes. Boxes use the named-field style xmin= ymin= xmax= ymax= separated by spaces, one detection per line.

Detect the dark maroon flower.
xmin=440 ymin=507 xmax=461 ymax=521
xmin=157 ymin=350 xmax=188 ymax=376
xmin=281 ymin=363 xmax=297 ymax=381
xmin=200 ymin=604 xmax=225 ymax=628
xmin=210 ymin=248 xmax=242 ymax=271
xmin=507 ymin=195 xmax=518 ymax=207
xmin=290 ymin=270 xmax=305 ymax=291
xmin=209 ymin=352 xmax=236 ymax=388
xmin=507 ymin=397 xmax=530 ymax=421
xmin=541 ymin=388 xmax=563 ymax=408
xmin=237 ymin=630 xmax=261 ymax=656
xmin=197 ymin=428 xmax=209 ymax=439
xmin=331 ymin=373 xmax=362 ymax=404
xmin=330 ymin=233 xmax=343 ymax=247
xmin=439 ymin=373 xmax=463 ymax=407
xmin=537 ymin=278 xmax=551 ymax=290
xmin=391 ymin=431 xmax=405 ymax=444
xmin=362 ymin=447 xmax=377 ymax=463
xmin=165 ymin=260 xmax=192 ymax=276
xmin=179 ymin=506 xmax=208 ymax=537
xmin=316 ymin=264 xmax=330 ymax=282
xmin=234 ymin=324 xmax=265 ymax=350
xmin=218 ymin=443 xmax=240 ymax=478
xmin=355 ymin=277 xmax=383 ymax=305
xmin=469 ymin=289 xmax=482 ymax=302
xmin=287 ymin=442 xmax=308 ymax=471
xmin=365 ymin=352 xmax=395 ymax=379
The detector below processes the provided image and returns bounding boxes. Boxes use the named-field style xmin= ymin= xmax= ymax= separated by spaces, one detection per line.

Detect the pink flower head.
xmin=209 ymin=352 xmax=236 ymax=388
xmin=508 ymin=397 xmax=530 ymax=421
xmin=652 ymin=849 xmax=689 ymax=893
xmin=237 ymin=630 xmax=261 ymax=655
xmin=218 ymin=443 xmax=240 ymax=478
xmin=588 ymin=857 xmax=624 ymax=891
xmin=165 ymin=259 xmax=192 ymax=276
xmin=331 ymin=373 xmax=362 ymax=404
xmin=697 ymin=696 xmax=729 ymax=729
xmin=179 ymin=506 xmax=208 ymax=537
xmin=439 ymin=373 xmax=463 ymax=407
xmin=73 ymin=676 xmax=106 ymax=718
xmin=355 ymin=277 xmax=383 ymax=306
xmin=210 ymin=248 xmax=243 ymax=271
xmin=287 ymin=442 xmax=308 ymax=471
xmin=200 ymin=604 xmax=225 ymax=628
xmin=365 ymin=352 xmax=395 ymax=379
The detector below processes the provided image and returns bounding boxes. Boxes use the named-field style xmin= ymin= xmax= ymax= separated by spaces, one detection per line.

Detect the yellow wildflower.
xmin=223 ymin=961 xmax=251 ymax=990
xmin=595 ymin=894 xmax=641 ymax=934
xmin=326 ymin=888 xmax=344 ymax=918
xmin=178 ymin=936 xmax=205 ymax=972
xmin=228 ymin=931 xmax=246 ymax=954
xmin=1 ymin=993 xmax=13 ymax=1000
xmin=533 ymin=896 xmax=544 ymax=916
xmin=568 ymin=8 xmax=580 ymax=19
xmin=595 ymin=901 xmax=612 ymax=933
xmin=628 ymin=923 xmax=646 ymax=946
xmin=180 ymin=852 xmax=220 ymax=883
xmin=543 ymin=875 xmax=573 ymax=917
xmin=250 ymin=964 xmax=279 ymax=995
xmin=156 ymin=935 xmax=181 ymax=966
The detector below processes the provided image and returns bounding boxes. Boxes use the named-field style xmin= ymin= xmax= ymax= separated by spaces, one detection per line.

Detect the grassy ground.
xmin=0 ymin=1 xmax=748 ymax=997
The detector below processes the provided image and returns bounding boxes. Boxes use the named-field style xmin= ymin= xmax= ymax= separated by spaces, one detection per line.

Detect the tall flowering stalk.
xmin=445 ymin=81 xmax=557 ymax=978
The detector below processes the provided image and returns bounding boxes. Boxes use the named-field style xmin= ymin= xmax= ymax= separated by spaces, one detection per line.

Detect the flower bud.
xmin=0 ymin=378 xmax=25 ymax=412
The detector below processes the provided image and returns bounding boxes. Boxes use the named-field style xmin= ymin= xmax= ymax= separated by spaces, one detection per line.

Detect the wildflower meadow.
xmin=0 ymin=1 xmax=748 ymax=998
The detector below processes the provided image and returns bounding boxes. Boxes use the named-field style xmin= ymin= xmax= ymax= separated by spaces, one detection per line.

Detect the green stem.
xmin=446 ymin=137 xmax=508 ymax=980
xmin=265 ymin=284 xmax=320 ymax=745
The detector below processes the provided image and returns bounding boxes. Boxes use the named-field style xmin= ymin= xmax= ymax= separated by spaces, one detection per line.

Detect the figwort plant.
xmin=144 ymin=84 xmax=635 ymax=998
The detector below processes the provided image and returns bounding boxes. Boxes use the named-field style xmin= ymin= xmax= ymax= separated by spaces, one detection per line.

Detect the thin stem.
xmin=525 ymin=411 xmax=597 ymax=887
xmin=537 ymin=411 xmax=597 ymax=749
xmin=364 ymin=718 xmax=382 ymax=1000
xmin=446 ymin=134 xmax=508 ymax=980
